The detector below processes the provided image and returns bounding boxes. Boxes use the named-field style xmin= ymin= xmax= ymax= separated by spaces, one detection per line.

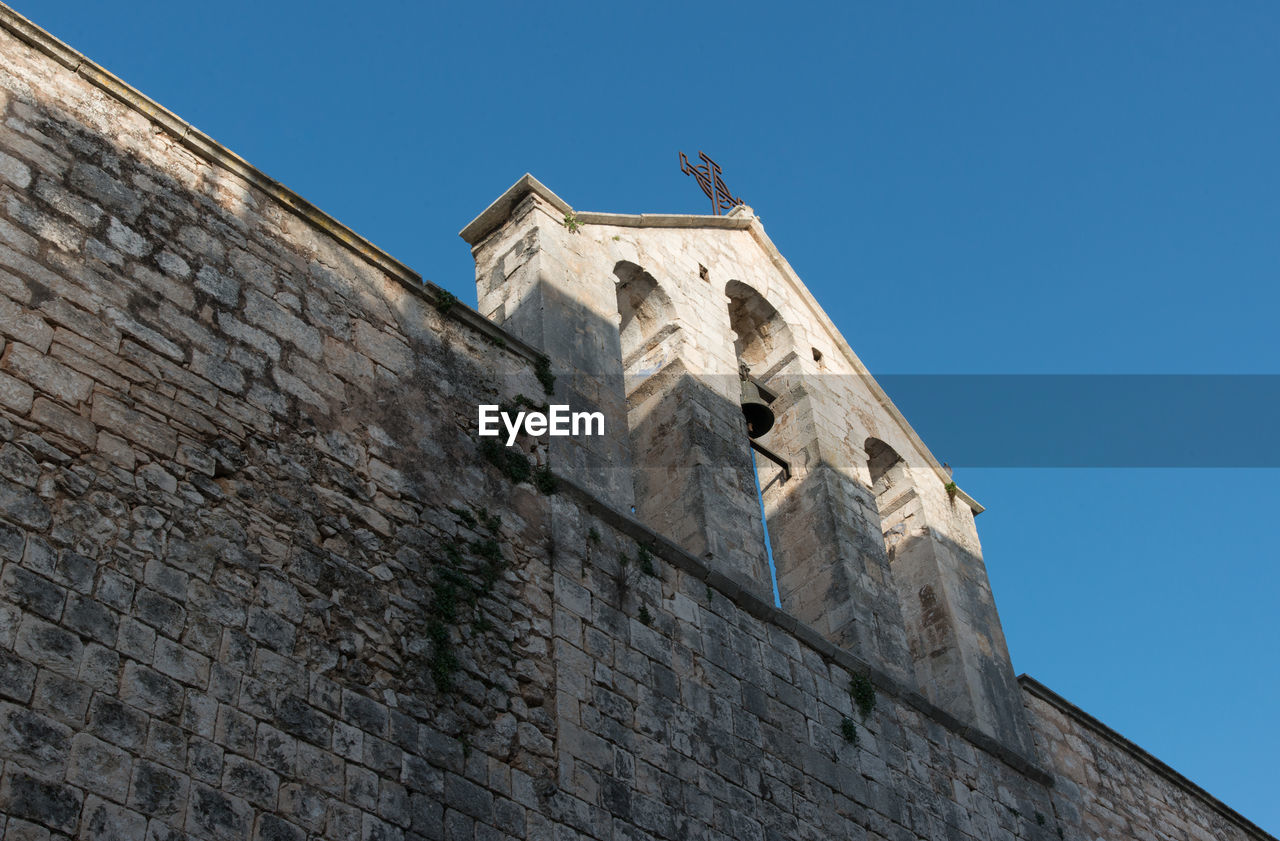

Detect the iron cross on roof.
xmin=679 ymin=150 xmax=744 ymax=215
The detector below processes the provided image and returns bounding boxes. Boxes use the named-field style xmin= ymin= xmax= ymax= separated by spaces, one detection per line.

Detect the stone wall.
xmin=1022 ymin=678 xmax=1272 ymax=841
xmin=0 ymin=14 xmax=564 ymax=839
xmin=0 ymin=6 xmax=1270 ymax=841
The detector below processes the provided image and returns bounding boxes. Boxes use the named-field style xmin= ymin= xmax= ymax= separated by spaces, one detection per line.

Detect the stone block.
xmin=254 ymin=813 xmax=305 ymax=841
xmin=215 ymin=703 xmax=258 ymax=755
xmin=222 ymin=754 xmax=279 ymax=810
xmin=353 ymin=320 xmax=412 ymax=374
xmin=275 ymin=694 xmax=330 ymax=747
xmin=0 ymin=648 xmax=38 ymax=701
xmin=88 ymin=694 xmax=149 ymax=750
xmin=106 ymin=216 xmax=150 ymax=257
xmin=255 ymin=722 xmax=297 ymax=776
xmin=345 ymin=762 xmax=378 ymax=810
xmin=31 ymin=669 xmax=92 ymax=722
xmin=79 ymin=642 xmax=122 ymax=690
xmin=0 ymin=369 xmax=34 ymax=413
xmin=2 ymin=817 xmax=52 ymax=841
xmin=243 ymin=289 xmax=321 ymax=361
xmin=91 ymin=394 xmax=178 ymax=457
xmin=62 ymin=592 xmax=119 ymax=645
xmin=32 ymin=175 xmax=100 ymax=228
xmin=121 ymin=661 xmax=184 ymax=719
xmin=0 ymin=296 xmax=53 ymax=353
xmin=67 ymin=732 xmax=133 ymax=801
xmin=187 ymin=783 xmax=252 ymax=841
xmin=342 ymin=688 xmax=388 ymax=735
xmin=0 ymin=479 xmax=51 ymax=530
xmin=0 ymin=700 xmax=72 ymax=769
xmin=96 ymin=568 xmax=135 ymax=611
xmin=1 ymin=341 xmax=92 ymax=404
xmin=29 ymin=398 xmax=96 ymax=447
xmin=0 ymin=148 xmax=32 ymax=188
xmin=49 ymin=549 xmax=95 ymax=594
xmin=14 ymin=614 xmax=81 ymax=675
xmin=195 ymin=266 xmax=239 ymax=307
xmin=146 ymin=718 xmax=189 ymax=769
xmin=154 ymin=636 xmax=211 ymax=687
xmin=80 ymin=794 xmax=149 ymax=837
xmin=245 ymin=607 xmax=294 ymax=653
xmin=134 ymin=589 xmax=186 ymax=638
xmin=68 ymin=161 xmax=141 ymax=220
xmin=1 ymin=564 xmax=66 ymax=620
xmin=188 ymin=737 xmax=225 ymax=784
xmin=0 ymin=768 xmax=83 ymax=833
xmin=296 ymin=741 xmax=343 ymax=795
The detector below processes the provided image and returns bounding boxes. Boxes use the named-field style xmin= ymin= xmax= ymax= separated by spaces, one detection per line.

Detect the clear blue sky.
xmin=14 ymin=0 xmax=1278 ymax=832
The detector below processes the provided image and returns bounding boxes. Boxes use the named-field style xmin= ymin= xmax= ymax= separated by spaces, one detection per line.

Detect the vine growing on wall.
xmin=476 ymin=398 xmax=558 ymax=496
xmin=836 ymin=671 xmax=878 ymax=751
xmin=417 ymin=507 xmax=508 ymax=693
xmin=849 ymin=673 xmax=876 ymax=720
xmin=611 ymin=541 xmax=663 ymax=628
xmin=534 ymin=355 xmax=556 ymax=396
xmin=433 ymin=288 xmax=458 ymax=315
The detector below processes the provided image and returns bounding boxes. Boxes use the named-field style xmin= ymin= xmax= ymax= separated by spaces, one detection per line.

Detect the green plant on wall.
xmin=533 ymin=465 xmax=558 ymax=495
xmin=477 ymin=436 xmax=557 ymax=496
xmin=637 ymin=543 xmax=658 ymax=577
xmin=849 ymin=673 xmax=876 ymax=721
xmin=840 ymin=717 xmax=858 ymax=745
xmin=562 ymin=211 xmax=583 ymax=233
xmin=534 ymin=355 xmax=556 ymax=396
xmin=422 ymin=509 xmax=509 ymax=692
xmin=479 ymin=438 xmax=532 ymax=485
xmin=433 ymin=288 xmax=458 ymax=314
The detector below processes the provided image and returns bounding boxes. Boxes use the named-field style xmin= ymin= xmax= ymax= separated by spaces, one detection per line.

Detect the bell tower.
xmin=462 ymin=175 xmax=1037 ymax=758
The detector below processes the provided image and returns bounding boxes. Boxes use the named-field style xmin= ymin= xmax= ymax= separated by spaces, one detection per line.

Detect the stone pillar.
xmin=625 ymin=357 xmax=773 ymax=600
xmin=868 ymin=438 xmax=1036 ymax=757
xmin=753 ymin=370 xmax=918 ymax=686
xmin=462 ymin=176 xmax=634 ymax=512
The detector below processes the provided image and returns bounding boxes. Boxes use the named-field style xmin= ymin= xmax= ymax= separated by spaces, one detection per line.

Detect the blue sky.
xmin=15 ymin=0 xmax=1278 ymax=832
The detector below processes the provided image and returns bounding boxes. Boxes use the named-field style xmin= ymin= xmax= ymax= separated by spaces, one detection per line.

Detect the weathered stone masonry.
xmin=0 ymin=5 xmax=1271 ymax=841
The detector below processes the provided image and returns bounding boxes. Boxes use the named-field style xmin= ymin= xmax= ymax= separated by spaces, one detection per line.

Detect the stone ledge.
xmin=557 ymin=475 xmax=1054 ymax=787
xmin=459 ymin=173 xmax=572 ymax=246
xmin=1018 ymin=675 xmax=1276 ymax=841
xmin=573 ymin=211 xmax=752 ymax=231
xmin=456 ymin=174 xmax=754 ymax=248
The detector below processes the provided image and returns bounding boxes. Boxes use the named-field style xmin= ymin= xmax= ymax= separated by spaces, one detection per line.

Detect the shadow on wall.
xmin=0 ymin=77 xmax=564 ymax=837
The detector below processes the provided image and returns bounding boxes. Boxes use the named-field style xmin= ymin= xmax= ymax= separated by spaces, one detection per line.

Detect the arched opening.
xmin=726 ymin=279 xmax=794 ymax=378
xmin=615 ymin=261 xmax=678 ymax=374
xmin=725 ymin=281 xmax=800 ymax=606
xmin=865 ymin=437 xmax=920 ymax=560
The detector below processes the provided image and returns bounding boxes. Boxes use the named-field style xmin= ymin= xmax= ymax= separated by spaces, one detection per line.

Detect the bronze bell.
xmin=740 ymin=378 xmax=775 ymax=439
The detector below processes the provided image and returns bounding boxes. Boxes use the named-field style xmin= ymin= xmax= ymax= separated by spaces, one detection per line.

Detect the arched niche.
xmin=726 ymin=279 xmax=796 ymax=380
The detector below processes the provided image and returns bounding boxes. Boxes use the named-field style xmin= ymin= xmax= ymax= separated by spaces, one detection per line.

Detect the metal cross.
xmin=679 ymin=150 xmax=744 ymax=215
